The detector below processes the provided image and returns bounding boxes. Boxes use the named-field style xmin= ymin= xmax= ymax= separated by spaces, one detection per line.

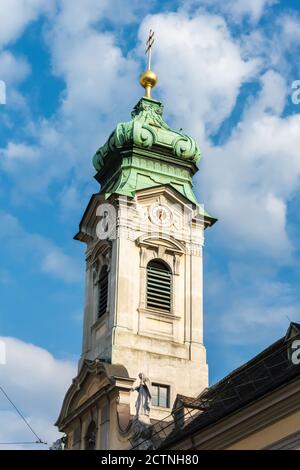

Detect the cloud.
xmin=0 ymin=211 xmax=82 ymax=283
xmin=0 ymin=1 xmax=54 ymax=122
xmin=0 ymin=50 xmax=31 ymax=113
xmin=139 ymin=11 xmax=259 ymax=141
xmin=280 ymin=13 xmax=300 ymax=44
xmin=205 ymin=258 xmax=299 ymax=348
xmin=1 ymin=142 xmax=39 ymax=161
xmin=184 ymin=0 xmax=278 ymax=23
xmin=201 ymin=70 xmax=300 ymax=258
xmin=0 ymin=336 xmax=76 ymax=449
xmin=41 ymin=250 xmax=82 ymax=284
xmin=53 ymin=0 xmax=146 ymax=35
xmin=136 ymin=11 xmax=300 ymax=260
xmin=1 ymin=4 xmax=298 ymax=260
xmin=0 ymin=0 xmax=300 ymax=389
xmin=0 ymin=0 xmax=142 ymax=204
xmin=0 ymin=51 xmax=30 ymax=84
xmin=223 ymin=0 xmax=277 ymax=23
xmin=0 ymin=0 xmax=51 ymax=47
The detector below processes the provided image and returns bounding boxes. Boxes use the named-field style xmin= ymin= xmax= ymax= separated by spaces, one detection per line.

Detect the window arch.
xmin=85 ymin=420 xmax=96 ymax=450
xmin=146 ymin=259 xmax=172 ymax=312
xmin=98 ymin=265 xmax=108 ymax=318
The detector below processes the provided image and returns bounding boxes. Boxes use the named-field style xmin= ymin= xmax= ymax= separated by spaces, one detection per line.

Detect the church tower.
xmin=56 ymin=33 xmax=216 ymax=450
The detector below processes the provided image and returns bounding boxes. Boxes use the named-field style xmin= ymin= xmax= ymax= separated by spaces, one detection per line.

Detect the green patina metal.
xmin=93 ymin=97 xmax=201 ymax=172
xmin=92 ymin=96 xmax=215 ymax=221
xmin=96 ymin=149 xmax=199 ymax=204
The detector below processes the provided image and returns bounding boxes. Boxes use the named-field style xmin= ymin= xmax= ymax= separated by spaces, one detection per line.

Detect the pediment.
xmin=135 ymin=185 xmax=197 ymax=212
xmin=70 ymin=374 xmax=109 ymax=412
xmin=136 ymin=234 xmax=185 ymax=254
xmin=56 ymin=360 xmax=129 ymax=429
xmin=74 ymin=193 xmax=106 ymax=243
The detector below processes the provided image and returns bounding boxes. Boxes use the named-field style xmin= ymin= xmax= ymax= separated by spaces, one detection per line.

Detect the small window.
xmin=85 ymin=420 xmax=96 ymax=450
xmin=146 ymin=260 xmax=172 ymax=312
xmin=152 ymin=383 xmax=170 ymax=408
xmin=98 ymin=265 xmax=108 ymax=318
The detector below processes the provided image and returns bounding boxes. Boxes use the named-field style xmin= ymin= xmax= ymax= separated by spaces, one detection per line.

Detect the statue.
xmin=130 ymin=373 xmax=153 ymax=449
xmin=132 ymin=372 xmax=152 ymax=423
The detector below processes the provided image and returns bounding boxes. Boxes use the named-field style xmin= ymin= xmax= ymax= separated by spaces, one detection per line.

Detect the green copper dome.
xmin=93 ymin=97 xmax=201 ymax=171
xmin=91 ymin=94 xmax=216 ymax=227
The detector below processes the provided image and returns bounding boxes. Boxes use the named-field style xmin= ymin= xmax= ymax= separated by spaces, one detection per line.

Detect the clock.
xmin=150 ymin=204 xmax=172 ymax=226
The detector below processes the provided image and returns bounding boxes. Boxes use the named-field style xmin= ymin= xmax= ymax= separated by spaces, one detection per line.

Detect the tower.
xmin=56 ymin=33 xmax=216 ymax=450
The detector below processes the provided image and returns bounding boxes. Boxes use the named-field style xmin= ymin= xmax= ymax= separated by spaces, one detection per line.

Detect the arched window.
xmin=146 ymin=259 xmax=172 ymax=312
xmin=85 ymin=420 xmax=96 ymax=450
xmin=98 ymin=265 xmax=108 ymax=318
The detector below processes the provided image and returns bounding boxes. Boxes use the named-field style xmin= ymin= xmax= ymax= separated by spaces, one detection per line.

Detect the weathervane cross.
xmin=145 ymin=30 xmax=154 ymax=70
xmin=139 ymin=29 xmax=157 ymax=98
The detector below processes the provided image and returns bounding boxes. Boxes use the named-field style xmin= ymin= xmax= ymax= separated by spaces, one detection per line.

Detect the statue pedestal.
xmin=131 ymin=417 xmax=153 ymax=450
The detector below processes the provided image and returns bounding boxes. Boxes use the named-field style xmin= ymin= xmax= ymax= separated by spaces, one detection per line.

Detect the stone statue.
xmin=130 ymin=373 xmax=153 ymax=449
xmin=132 ymin=372 xmax=152 ymax=423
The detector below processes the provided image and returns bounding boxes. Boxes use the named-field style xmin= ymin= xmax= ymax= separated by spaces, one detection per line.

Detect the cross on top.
xmin=145 ymin=30 xmax=154 ymax=70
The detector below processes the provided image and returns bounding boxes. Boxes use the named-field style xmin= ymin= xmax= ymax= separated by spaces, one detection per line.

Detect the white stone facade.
xmin=78 ymin=185 xmax=208 ymax=421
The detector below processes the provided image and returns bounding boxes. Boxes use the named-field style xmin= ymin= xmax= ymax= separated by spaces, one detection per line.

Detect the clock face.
xmin=150 ymin=204 xmax=172 ymax=226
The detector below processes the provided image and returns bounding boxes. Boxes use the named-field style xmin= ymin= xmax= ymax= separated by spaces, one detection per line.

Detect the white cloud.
xmin=51 ymin=29 xmax=138 ymax=116
xmin=0 ymin=211 xmax=82 ymax=283
xmin=224 ymin=0 xmax=277 ymax=23
xmin=200 ymin=70 xmax=300 ymax=258
xmin=136 ymin=11 xmax=300 ymax=259
xmin=1 ymin=142 xmax=39 ymax=161
xmin=0 ymin=50 xmax=31 ymax=113
xmin=0 ymin=121 xmax=74 ymax=196
xmin=0 ymin=0 xmax=299 ymax=427
xmin=221 ymin=304 xmax=294 ymax=344
xmin=1 ymin=4 xmax=299 ymax=262
xmin=53 ymin=0 xmax=144 ymax=35
xmin=139 ymin=12 xmax=259 ymax=141
xmin=0 ymin=0 xmax=51 ymax=47
xmin=2 ymin=5 xmax=298 ymax=261
xmin=0 ymin=336 xmax=76 ymax=449
xmin=0 ymin=1 xmax=53 ymax=115
xmin=47 ymin=0 xmax=141 ymax=131
xmin=278 ymin=13 xmax=300 ymax=46
xmin=0 ymin=0 xmax=142 ymax=202
xmin=41 ymin=250 xmax=82 ymax=284
xmin=0 ymin=51 xmax=30 ymax=84
xmin=184 ymin=0 xmax=278 ymax=23
xmin=205 ymin=258 xmax=298 ymax=350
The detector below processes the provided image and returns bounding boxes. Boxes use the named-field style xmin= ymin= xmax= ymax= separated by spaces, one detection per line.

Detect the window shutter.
xmin=147 ymin=260 xmax=171 ymax=312
xmin=98 ymin=266 xmax=108 ymax=318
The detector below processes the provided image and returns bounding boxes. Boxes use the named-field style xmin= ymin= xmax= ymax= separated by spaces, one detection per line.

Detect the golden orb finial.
xmin=139 ymin=69 xmax=158 ymax=98
xmin=140 ymin=30 xmax=157 ymax=99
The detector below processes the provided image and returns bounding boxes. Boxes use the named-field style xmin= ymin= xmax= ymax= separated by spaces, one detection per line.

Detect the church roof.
xmin=55 ymin=359 xmax=131 ymax=430
xmin=131 ymin=322 xmax=300 ymax=450
xmin=158 ymin=322 xmax=300 ymax=449
xmin=93 ymin=97 xmax=201 ymax=172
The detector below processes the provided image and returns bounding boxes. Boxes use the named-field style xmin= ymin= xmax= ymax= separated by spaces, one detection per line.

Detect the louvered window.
xmin=146 ymin=260 xmax=172 ymax=312
xmin=98 ymin=265 xmax=108 ymax=318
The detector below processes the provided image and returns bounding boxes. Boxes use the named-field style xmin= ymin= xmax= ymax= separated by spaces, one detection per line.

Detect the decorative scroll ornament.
xmin=93 ymin=97 xmax=201 ymax=171
xmin=173 ymin=134 xmax=200 ymax=160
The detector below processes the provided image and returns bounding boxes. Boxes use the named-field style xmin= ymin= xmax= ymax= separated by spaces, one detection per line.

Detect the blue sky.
xmin=1 ymin=0 xmax=300 ymax=448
